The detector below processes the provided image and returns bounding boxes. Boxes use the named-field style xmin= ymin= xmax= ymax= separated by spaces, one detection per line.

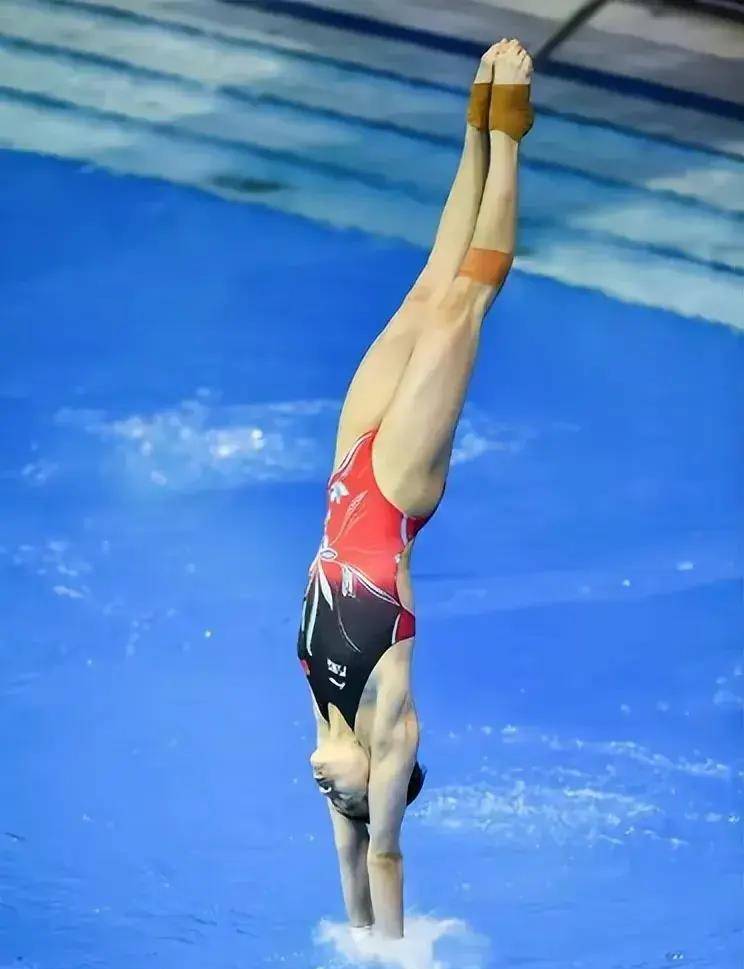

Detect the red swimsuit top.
xmin=320 ymin=427 xmax=434 ymax=639
xmin=297 ymin=428 xmax=442 ymax=727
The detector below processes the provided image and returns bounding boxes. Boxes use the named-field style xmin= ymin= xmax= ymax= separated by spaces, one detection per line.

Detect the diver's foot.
xmin=488 ymin=38 xmax=533 ymax=142
xmin=491 ymin=37 xmax=533 ymax=86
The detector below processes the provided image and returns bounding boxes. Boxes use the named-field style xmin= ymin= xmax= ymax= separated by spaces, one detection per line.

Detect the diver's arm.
xmin=314 ymin=704 xmax=373 ymax=926
xmin=366 ymin=707 xmax=419 ymax=938
xmin=327 ymin=802 xmax=374 ymax=927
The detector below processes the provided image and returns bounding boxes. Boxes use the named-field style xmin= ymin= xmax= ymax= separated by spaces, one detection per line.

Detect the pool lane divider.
xmin=34 ymin=0 xmax=744 ymax=165
xmin=0 ymin=83 xmax=438 ymax=204
xmin=220 ymin=0 xmax=744 ymax=122
xmin=1 ymin=82 xmax=742 ymax=281
xmin=0 ymin=32 xmax=741 ymax=230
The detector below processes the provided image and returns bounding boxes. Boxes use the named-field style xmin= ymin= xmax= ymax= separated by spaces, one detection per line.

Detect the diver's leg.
xmin=404 ymin=46 xmax=495 ymax=302
xmin=330 ymin=49 xmax=497 ymax=469
xmin=373 ymin=40 xmax=533 ymax=515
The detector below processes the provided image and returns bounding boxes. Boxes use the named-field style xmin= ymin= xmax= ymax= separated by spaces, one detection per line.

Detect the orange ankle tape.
xmin=467 ymin=82 xmax=490 ymax=131
xmin=489 ymin=84 xmax=533 ymax=142
xmin=457 ymin=247 xmax=513 ymax=286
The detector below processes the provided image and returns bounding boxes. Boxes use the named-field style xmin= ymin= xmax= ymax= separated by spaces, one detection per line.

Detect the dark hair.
xmin=330 ymin=761 xmax=427 ymax=824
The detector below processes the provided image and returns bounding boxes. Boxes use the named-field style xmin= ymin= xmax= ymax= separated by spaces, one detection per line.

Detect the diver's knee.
xmin=368 ymin=845 xmax=403 ymax=865
xmin=435 ymin=275 xmax=491 ymax=326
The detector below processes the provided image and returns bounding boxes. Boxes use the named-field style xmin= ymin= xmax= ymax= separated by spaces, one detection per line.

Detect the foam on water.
xmin=501 ymin=726 xmax=732 ymax=780
xmin=414 ymin=775 xmax=667 ymax=849
xmin=413 ymin=722 xmax=740 ymax=853
xmin=44 ymin=397 xmax=527 ymax=491
xmin=315 ymin=914 xmax=490 ymax=969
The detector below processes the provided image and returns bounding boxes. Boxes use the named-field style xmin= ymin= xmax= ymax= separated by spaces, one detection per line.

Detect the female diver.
xmin=297 ymin=39 xmax=534 ymax=938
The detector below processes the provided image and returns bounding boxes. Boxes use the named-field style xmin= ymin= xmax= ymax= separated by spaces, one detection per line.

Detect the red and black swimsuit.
xmin=297 ymin=428 xmax=440 ymax=730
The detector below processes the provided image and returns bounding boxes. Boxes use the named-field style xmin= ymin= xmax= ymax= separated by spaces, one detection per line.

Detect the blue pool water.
xmin=1 ymin=1 xmax=743 ymax=962
xmin=1 ymin=146 xmax=741 ymax=968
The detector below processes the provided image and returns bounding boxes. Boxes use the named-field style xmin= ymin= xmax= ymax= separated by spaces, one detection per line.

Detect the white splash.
xmin=20 ymin=460 xmax=58 ymax=485
xmin=52 ymin=584 xmax=86 ymax=600
xmin=413 ymin=776 xmax=662 ymax=848
xmin=449 ymin=416 xmax=534 ymax=465
xmin=712 ymin=661 xmax=744 ymax=710
xmin=7 ymin=541 xmax=93 ymax=599
xmin=315 ymin=914 xmax=490 ymax=969
xmin=502 ymin=726 xmax=731 ymax=780
xmin=713 ymin=688 xmax=744 ymax=710
xmin=55 ymin=397 xmax=340 ymax=489
xmin=49 ymin=397 xmax=523 ymax=492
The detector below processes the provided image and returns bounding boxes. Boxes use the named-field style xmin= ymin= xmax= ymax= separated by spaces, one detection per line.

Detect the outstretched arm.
xmin=366 ymin=694 xmax=419 ymax=938
xmin=327 ymin=802 xmax=374 ymax=928
xmin=313 ymin=706 xmax=374 ymax=927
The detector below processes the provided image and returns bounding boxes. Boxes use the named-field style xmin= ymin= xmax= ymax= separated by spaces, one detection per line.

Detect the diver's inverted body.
xmin=296 ymin=38 xmax=534 ymax=939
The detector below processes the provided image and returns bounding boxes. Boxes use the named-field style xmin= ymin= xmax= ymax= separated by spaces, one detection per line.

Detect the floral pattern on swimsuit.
xmin=296 ymin=428 xmax=439 ymax=729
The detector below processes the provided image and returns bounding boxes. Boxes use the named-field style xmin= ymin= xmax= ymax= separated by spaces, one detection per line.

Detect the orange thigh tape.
xmin=457 ymin=247 xmax=513 ymax=286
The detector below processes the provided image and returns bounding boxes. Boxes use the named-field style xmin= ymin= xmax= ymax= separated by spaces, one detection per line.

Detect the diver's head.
xmin=311 ymin=733 xmax=371 ymax=818
xmin=310 ymin=732 xmax=427 ymax=822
